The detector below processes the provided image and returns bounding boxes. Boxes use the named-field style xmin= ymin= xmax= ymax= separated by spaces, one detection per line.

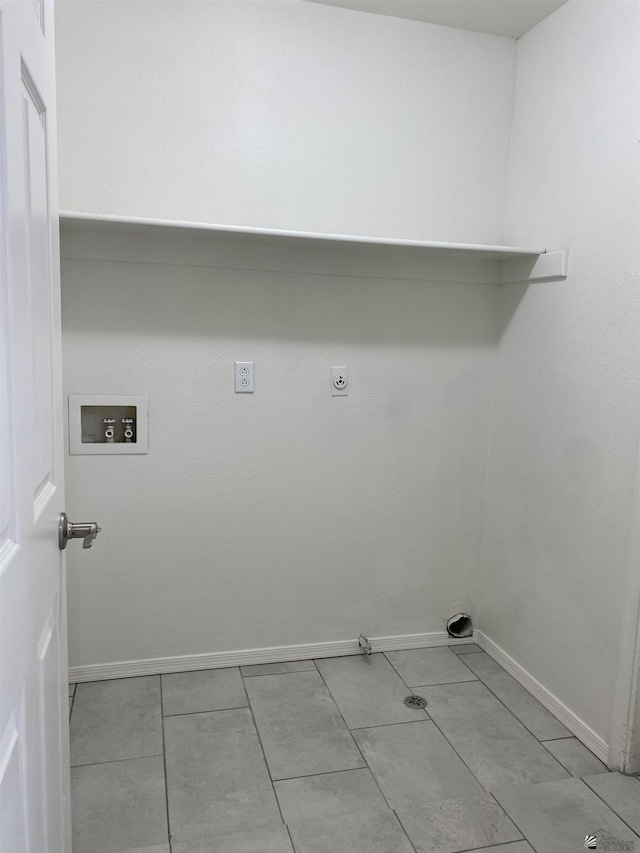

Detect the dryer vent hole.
xmin=446 ymin=612 xmax=473 ymax=638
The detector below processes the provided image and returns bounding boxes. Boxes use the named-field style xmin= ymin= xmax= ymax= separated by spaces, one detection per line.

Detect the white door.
xmin=0 ymin=0 xmax=71 ymax=850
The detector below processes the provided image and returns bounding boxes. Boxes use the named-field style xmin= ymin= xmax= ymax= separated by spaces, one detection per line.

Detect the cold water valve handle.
xmin=58 ymin=513 xmax=102 ymax=550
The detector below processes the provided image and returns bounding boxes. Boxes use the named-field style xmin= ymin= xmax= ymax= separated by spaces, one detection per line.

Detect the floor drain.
xmin=404 ymin=695 xmax=427 ymax=709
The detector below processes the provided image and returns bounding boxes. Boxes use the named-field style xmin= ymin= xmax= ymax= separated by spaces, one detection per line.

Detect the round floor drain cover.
xmin=404 ymin=694 xmax=427 ymax=709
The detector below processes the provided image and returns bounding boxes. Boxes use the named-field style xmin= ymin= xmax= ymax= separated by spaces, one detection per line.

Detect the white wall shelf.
xmin=59 ymin=211 xmax=542 ymax=260
xmin=59 ymin=211 xmax=567 ymax=283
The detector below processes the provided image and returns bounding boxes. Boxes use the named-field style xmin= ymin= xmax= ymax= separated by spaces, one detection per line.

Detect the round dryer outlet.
xmin=333 ymin=374 xmax=347 ymax=390
xmin=331 ymin=366 xmax=349 ymax=396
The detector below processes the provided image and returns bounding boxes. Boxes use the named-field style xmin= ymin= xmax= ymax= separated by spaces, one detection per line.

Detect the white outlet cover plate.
xmin=68 ymin=394 xmax=149 ymax=455
xmin=235 ymin=361 xmax=254 ymax=393
xmin=331 ymin=366 xmax=348 ymax=396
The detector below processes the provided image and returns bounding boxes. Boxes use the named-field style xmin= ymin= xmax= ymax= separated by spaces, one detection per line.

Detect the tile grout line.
xmin=239 ymin=668 xmax=288 ymax=827
xmin=381 ymin=650 xmax=426 ymax=692
xmin=455 ymin=839 xmax=537 ymax=853
xmin=537 ymin=740 xmax=576 ymax=777
xmin=70 ymin=753 xmax=165 ymax=769
xmin=455 ymin=653 xmax=573 ymax=750
xmin=273 ymin=766 xmax=387 ymax=784
xmin=391 ymin=808 xmax=419 ymax=853
xmin=312 ymin=657 xmax=395 ymax=812
xmin=405 ymin=678 xmax=480 ymax=688
xmin=581 ymin=775 xmax=640 ymax=841
xmin=487 ymin=789 xmax=543 ymax=853
xmin=285 ymin=822 xmax=297 ymax=853
xmin=159 ymin=675 xmax=173 ymax=848
xmin=538 ymin=739 xmax=608 ymax=777
xmin=162 ymin=704 xmax=249 ymax=718
xmin=242 ymin=662 xmax=319 ymax=678
xmin=350 ymin=718 xmax=432 ymax=732
xmin=537 ymin=733 xmax=579 ymax=742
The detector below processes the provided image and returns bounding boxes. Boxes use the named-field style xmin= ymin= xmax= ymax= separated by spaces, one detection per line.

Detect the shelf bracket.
xmin=499 ymin=250 xmax=569 ymax=284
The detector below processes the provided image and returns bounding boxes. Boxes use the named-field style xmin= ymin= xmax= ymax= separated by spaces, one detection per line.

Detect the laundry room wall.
xmin=56 ymin=0 xmax=517 ymax=670
xmin=478 ymin=0 xmax=640 ymax=749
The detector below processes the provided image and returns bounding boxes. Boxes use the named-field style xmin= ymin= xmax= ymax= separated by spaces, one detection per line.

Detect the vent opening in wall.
xmin=446 ymin=613 xmax=473 ymax=638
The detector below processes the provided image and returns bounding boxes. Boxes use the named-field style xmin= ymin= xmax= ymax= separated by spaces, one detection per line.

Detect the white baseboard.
xmin=476 ymin=630 xmax=609 ymax=764
xmin=69 ymin=630 xmax=467 ymax=683
xmin=69 ymin=627 xmax=610 ymax=766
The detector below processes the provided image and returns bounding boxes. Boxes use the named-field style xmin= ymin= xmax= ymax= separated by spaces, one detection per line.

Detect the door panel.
xmin=0 ymin=0 xmax=70 ymax=849
xmin=22 ymin=63 xmax=56 ymax=515
xmin=0 ymin=203 xmax=17 ymax=564
xmin=38 ymin=598 xmax=64 ymax=850
xmin=0 ymin=700 xmax=28 ymax=853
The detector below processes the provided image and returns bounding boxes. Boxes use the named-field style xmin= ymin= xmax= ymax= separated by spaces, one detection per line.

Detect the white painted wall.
xmin=55 ymin=0 xmax=515 ymax=244
xmin=56 ymin=0 xmax=514 ymax=668
xmin=609 ymin=452 xmax=640 ymax=770
xmin=61 ymin=231 xmax=498 ymax=667
xmin=478 ymin=0 xmax=640 ymax=744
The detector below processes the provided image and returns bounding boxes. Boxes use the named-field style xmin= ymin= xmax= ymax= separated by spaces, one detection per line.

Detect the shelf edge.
xmin=59 ymin=210 xmax=546 ymax=258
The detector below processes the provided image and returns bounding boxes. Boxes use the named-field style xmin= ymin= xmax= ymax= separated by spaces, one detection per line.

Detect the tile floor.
xmin=68 ymin=644 xmax=640 ymax=853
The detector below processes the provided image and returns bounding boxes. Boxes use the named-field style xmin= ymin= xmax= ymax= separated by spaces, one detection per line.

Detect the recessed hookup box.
xmin=68 ymin=395 xmax=148 ymax=455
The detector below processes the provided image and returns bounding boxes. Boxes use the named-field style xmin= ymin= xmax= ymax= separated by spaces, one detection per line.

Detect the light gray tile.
xmin=241 ymin=661 xmax=316 ymax=677
xmin=274 ymin=768 xmax=389 ymax=823
xmin=71 ymin=756 xmax=168 ymax=853
xmin=461 ymin=652 xmax=571 ymax=740
xmin=161 ymin=668 xmax=247 ymax=716
xmin=385 ymin=647 xmax=478 ymax=687
xmin=493 ymin=777 xmax=640 ymax=853
xmin=164 ymin=708 xmax=282 ymax=843
xmin=316 ymin=654 xmax=428 ymax=728
xmin=353 ymin=720 xmax=484 ymax=809
xmin=542 ymin=737 xmax=609 ymax=777
xmin=450 ymin=644 xmax=482 ymax=655
xmin=71 ymin=677 xmax=162 ymax=766
xmin=397 ymin=792 xmax=522 ymax=853
xmin=171 ymin=826 xmax=293 ymax=853
xmin=244 ymin=671 xmax=365 ymax=780
xmin=422 ymin=681 xmax=570 ymax=790
xmin=288 ymin=810 xmax=415 ymax=853
xmin=584 ymin=772 xmax=640 ymax=834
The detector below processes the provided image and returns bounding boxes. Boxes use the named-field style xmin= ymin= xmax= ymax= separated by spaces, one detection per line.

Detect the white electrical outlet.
xmin=235 ymin=361 xmax=254 ymax=393
xmin=331 ymin=366 xmax=348 ymax=396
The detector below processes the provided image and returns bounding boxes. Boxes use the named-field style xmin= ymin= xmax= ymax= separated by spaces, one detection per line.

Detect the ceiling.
xmin=304 ymin=0 xmax=569 ymax=39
